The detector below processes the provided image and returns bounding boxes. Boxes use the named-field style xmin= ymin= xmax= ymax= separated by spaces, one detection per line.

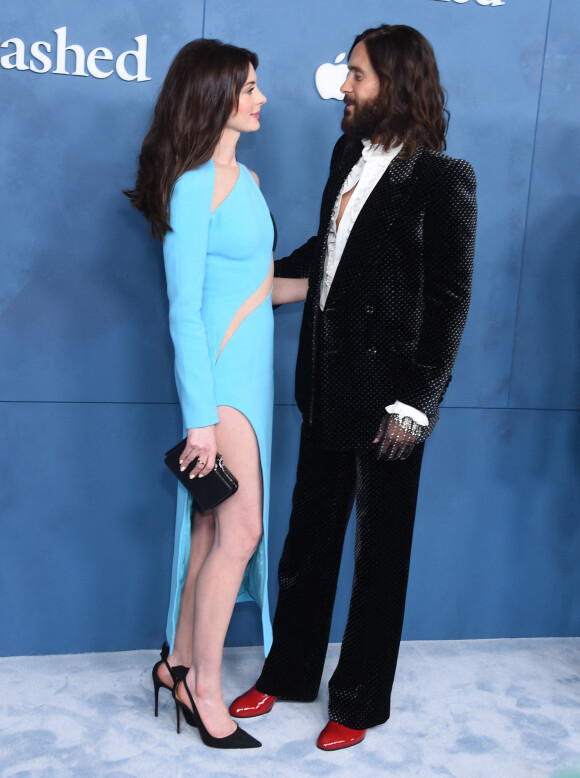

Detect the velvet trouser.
xmin=256 ymin=427 xmax=424 ymax=729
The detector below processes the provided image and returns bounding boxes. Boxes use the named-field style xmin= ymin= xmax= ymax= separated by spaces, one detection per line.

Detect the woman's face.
xmin=226 ymin=64 xmax=267 ymax=133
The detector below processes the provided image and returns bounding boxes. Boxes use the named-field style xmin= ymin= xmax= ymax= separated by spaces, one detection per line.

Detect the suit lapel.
xmin=324 ymin=148 xmax=423 ymax=304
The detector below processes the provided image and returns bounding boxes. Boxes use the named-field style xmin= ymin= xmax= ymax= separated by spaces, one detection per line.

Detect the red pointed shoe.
xmin=229 ymin=685 xmax=277 ymax=718
xmin=316 ymin=720 xmax=366 ymax=751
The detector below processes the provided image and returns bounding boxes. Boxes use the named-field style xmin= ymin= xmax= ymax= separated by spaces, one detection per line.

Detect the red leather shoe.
xmin=229 ymin=685 xmax=277 ymax=718
xmin=316 ymin=720 xmax=366 ymax=751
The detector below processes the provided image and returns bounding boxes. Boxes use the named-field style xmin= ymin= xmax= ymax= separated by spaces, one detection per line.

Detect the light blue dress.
xmin=163 ymin=160 xmax=274 ymax=655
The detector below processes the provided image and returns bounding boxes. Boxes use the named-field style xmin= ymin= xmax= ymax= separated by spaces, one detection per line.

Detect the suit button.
xmin=368 ymin=347 xmax=377 ymax=355
xmin=365 ymin=304 xmax=374 ymax=314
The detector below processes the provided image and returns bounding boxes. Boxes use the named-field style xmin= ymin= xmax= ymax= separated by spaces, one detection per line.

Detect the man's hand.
xmin=373 ymin=413 xmax=421 ymax=461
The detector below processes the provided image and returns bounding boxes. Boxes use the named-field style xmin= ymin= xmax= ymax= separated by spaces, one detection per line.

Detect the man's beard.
xmin=341 ymin=96 xmax=383 ymax=142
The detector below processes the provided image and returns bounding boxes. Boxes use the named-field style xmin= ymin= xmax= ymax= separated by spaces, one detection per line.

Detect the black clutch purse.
xmin=164 ymin=439 xmax=238 ymax=510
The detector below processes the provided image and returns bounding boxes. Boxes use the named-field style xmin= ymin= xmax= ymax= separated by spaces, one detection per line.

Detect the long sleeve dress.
xmin=163 ymin=160 xmax=274 ymax=654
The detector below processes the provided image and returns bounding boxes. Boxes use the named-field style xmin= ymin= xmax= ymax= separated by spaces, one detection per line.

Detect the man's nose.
xmin=340 ymin=77 xmax=350 ymax=94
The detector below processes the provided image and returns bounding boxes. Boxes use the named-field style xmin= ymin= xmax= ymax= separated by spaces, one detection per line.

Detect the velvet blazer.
xmin=275 ymin=135 xmax=477 ymax=450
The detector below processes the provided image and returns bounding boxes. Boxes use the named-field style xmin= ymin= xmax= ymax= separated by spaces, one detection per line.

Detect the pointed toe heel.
xmin=207 ymin=725 xmax=261 ymax=749
xmin=174 ymin=679 xmax=261 ymax=749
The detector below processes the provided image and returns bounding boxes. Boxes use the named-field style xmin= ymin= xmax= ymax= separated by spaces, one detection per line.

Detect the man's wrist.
xmin=385 ymin=400 xmax=428 ymax=427
xmin=390 ymin=414 xmax=423 ymax=437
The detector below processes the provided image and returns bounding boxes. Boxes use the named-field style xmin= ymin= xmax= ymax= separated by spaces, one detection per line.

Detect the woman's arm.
xmin=272 ymin=276 xmax=309 ymax=305
xmin=164 ymin=166 xmax=219 ymax=476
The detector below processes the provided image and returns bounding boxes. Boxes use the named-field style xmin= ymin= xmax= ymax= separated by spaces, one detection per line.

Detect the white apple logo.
xmin=315 ymin=53 xmax=348 ymax=100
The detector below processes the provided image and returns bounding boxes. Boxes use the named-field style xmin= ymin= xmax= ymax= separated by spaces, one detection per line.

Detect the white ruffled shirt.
xmin=320 ymin=139 xmax=428 ymax=427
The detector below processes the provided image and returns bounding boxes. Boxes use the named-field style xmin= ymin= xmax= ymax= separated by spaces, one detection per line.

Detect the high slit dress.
xmin=162 ymin=160 xmax=274 ymax=655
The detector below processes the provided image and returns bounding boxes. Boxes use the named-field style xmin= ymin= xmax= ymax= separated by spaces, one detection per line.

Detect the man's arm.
xmin=274 ymin=235 xmax=319 ymax=280
xmin=397 ymin=157 xmax=477 ymax=417
xmin=375 ymin=157 xmax=476 ymax=460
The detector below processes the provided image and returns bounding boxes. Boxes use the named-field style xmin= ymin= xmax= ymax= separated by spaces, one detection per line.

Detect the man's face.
xmin=340 ymin=41 xmax=382 ymax=140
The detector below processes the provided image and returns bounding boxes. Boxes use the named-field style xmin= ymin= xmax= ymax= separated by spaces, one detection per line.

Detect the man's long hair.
xmin=124 ymin=39 xmax=258 ymax=240
xmin=350 ymin=25 xmax=448 ymax=158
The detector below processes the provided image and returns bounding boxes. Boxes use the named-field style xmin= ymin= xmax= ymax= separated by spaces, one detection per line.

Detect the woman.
xmin=125 ymin=38 xmax=273 ymax=750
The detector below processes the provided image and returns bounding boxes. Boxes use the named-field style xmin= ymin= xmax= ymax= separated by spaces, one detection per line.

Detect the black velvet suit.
xmin=257 ymin=136 xmax=477 ymax=728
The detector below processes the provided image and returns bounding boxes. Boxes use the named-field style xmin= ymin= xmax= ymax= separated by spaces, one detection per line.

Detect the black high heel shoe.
xmin=152 ymin=642 xmax=189 ymax=718
xmin=173 ymin=678 xmax=261 ymax=749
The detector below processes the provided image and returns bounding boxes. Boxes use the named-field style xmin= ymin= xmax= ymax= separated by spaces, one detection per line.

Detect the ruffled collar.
xmin=361 ymin=138 xmax=403 ymax=163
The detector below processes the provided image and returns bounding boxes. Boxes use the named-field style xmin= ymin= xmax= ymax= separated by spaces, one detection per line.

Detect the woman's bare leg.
xmin=157 ymin=507 xmax=215 ymax=686
xmin=176 ymin=405 xmax=263 ymax=738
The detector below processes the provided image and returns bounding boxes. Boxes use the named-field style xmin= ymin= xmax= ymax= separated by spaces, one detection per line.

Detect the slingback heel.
xmin=152 ymin=641 xmax=189 ymax=717
xmin=173 ymin=678 xmax=261 ymax=749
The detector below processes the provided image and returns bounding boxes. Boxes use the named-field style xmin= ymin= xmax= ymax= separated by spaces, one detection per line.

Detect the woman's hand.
xmin=180 ymin=425 xmax=217 ymax=479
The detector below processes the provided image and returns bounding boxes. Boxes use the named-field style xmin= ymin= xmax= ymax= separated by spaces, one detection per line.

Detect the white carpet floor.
xmin=1 ymin=638 xmax=579 ymax=777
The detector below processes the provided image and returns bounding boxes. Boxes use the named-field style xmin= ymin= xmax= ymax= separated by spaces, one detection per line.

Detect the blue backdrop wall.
xmin=1 ymin=0 xmax=578 ymax=656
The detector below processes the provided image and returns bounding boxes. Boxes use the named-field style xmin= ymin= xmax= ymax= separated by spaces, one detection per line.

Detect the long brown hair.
xmin=124 ymin=39 xmax=258 ymax=240
xmin=349 ymin=25 xmax=448 ymax=159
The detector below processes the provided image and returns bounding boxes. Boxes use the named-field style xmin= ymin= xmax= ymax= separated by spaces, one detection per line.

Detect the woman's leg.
xmin=177 ymin=405 xmax=263 ymax=738
xmin=157 ymin=506 xmax=215 ymax=686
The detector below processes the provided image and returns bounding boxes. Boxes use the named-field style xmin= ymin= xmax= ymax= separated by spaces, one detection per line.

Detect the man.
xmin=230 ymin=24 xmax=477 ymax=750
